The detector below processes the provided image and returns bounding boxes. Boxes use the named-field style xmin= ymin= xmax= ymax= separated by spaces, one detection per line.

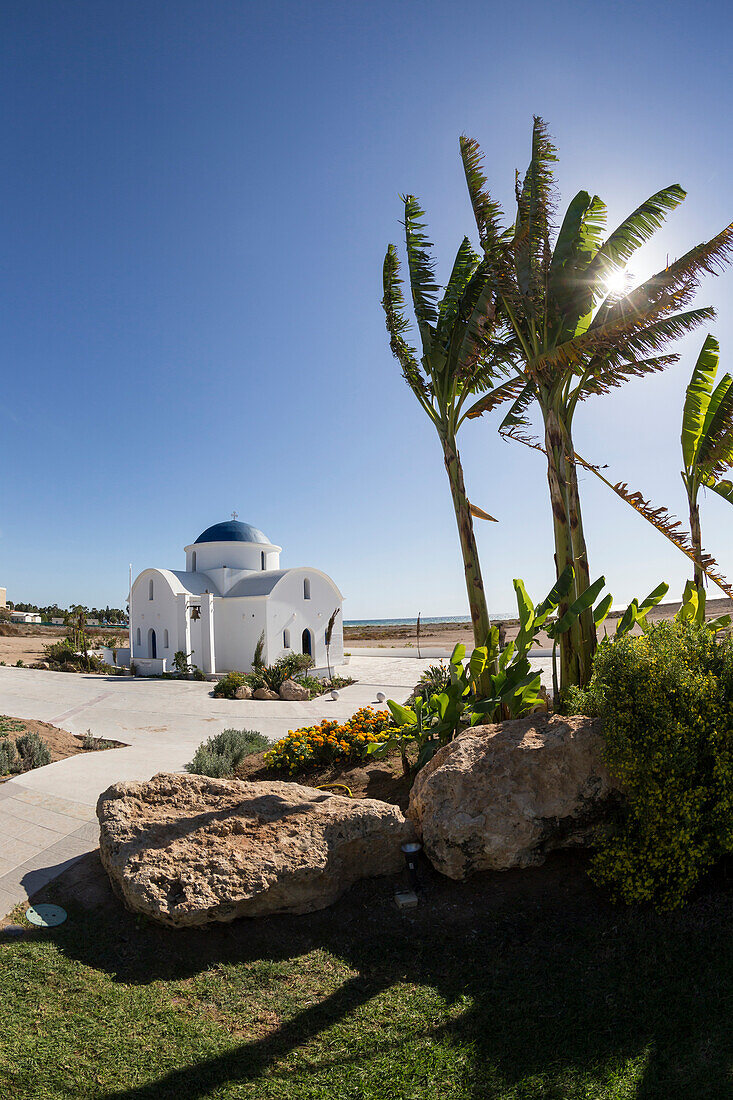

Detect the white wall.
xmin=214 ymin=598 xmax=267 ymax=672
xmin=265 ymin=569 xmax=343 ymax=669
xmin=131 ymin=570 xmax=179 ymax=662
xmin=102 ymin=646 xmax=131 ymax=668
xmin=184 ymin=540 xmax=281 ymax=576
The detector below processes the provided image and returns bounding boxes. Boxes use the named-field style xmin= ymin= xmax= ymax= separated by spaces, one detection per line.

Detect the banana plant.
xmin=369 ymin=635 xmax=543 ymax=775
xmin=674 ymin=580 xmax=731 ymax=632
xmin=382 ymin=199 xmax=516 ymax=652
xmin=460 ymin=118 xmax=733 ymax=691
xmin=681 ymin=335 xmax=733 ymax=587
xmin=611 ymin=582 xmax=670 ymax=637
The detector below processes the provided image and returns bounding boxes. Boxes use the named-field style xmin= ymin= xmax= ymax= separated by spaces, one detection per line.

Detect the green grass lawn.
xmin=2 ymin=851 xmax=733 ymax=1099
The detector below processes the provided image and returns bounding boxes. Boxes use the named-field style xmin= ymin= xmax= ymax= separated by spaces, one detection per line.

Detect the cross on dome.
xmin=231 ymin=510 xmax=238 ymax=520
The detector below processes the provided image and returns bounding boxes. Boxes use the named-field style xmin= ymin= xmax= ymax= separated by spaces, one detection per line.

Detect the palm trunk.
xmin=442 ymin=435 xmax=491 ymax=649
xmin=563 ymin=421 xmax=597 ymax=683
xmin=688 ymin=492 xmax=704 ymax=590
xmin=543 ymin=408 xmax=581 ymax=691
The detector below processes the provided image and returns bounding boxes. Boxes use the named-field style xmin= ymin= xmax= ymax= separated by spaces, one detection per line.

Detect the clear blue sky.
xmin=3 ymin=0 xmax=733 ymax=618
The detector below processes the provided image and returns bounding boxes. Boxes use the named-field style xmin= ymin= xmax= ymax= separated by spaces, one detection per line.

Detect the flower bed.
xmin=264 ymin=707 xmax=392 ymax=771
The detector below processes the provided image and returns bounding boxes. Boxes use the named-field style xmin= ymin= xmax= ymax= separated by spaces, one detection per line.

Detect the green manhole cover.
xmin=25 ymin=905 xmax=67 ymax=928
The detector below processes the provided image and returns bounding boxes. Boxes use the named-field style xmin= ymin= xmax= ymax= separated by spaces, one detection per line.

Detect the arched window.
xmin=149 ymin=628 xmax=157 ymax=659
xmin=283 ymin=628 xmax=290 ymax=649
xmin=301 ymin=628 xmax=313 ymax=656
xmin=261 ymin=550 xmax=266 ymax=570
xmin=136 ymin=627 xmax=141 ymax=646
xmin=303 ymin=577 xmax=311 ymax=600
xmin=148 ymin=579 xmax=154 ymax=601
xmin=191 ymin=551 xmax=197 ymax=572
xmin=163 ymin=629 xmax=169 ymax=648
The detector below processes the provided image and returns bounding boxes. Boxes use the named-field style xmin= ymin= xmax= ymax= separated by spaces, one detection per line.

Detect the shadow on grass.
xmin=35 ymin=850 xmax=733 ymax=1100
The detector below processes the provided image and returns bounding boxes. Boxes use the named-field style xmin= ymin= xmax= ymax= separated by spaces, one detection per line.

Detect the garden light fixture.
xmin=401 ymin=841 xmax=422 ymax=890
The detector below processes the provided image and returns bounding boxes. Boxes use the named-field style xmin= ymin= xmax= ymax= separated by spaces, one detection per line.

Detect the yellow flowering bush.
xmin=585 ymin=621 xmax=733 ymax=908
xmin=264 ymin=707 xmax=393 ymax=772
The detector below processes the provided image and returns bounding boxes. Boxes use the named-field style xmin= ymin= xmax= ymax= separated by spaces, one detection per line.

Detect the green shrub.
xmin=0 ymin=739 xmax=19 ymax=774
xmin=252 ymin=653 xmax=314 ymax=692
xmin=297 ymin=673 xmax=354 ymax=698
xmin=408 ymin=662 xmax=451 ymax=706
xmin=186 ymin=727 xmax=269 ymax=777
xmin=212 ymin=672 xmax=249 ymax=699
xmin=588 ymin=621 xmax=733 ymax=908
xmin=15 ymin=732 xmax=52 ymax=770
xmin=563 ymin=682 xmax=602 ymax=717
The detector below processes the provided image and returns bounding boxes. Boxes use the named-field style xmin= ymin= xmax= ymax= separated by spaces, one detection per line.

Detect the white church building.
xmin=128 ymin=518 xmax=344 ymax=676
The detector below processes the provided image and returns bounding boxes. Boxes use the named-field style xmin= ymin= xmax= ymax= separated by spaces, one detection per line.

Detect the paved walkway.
xmin=0 ymin=654 xmax=553 ymax=917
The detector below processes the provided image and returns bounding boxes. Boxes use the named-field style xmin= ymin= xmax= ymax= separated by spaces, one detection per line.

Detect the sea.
xmin=344 ymin=613 xmax=516 ymax=626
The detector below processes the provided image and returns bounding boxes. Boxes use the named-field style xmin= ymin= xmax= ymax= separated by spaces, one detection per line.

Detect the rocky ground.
xmin=344 ymin=597 xmax=733 ymax=649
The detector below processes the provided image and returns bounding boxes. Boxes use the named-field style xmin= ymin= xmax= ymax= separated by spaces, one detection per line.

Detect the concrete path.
xmin=0 ymin=654 xmax=553 ymax=917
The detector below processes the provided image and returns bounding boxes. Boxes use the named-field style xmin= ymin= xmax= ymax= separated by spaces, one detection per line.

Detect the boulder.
xmin=279 ymin=678 xmax=309 ymax=701
xmin=253 ymin=686 xmax=279 ymax=701
xmin=234 ymin=683 xmax=253 ymax=700
xmin=97 ymin=773 xmax=415 ymax=927
xmin=409 ymin=715 xmax=619 ymax=880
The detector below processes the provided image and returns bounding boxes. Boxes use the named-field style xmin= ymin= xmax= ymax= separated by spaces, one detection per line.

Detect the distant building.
xmin=50 ymin=617 xmax=65 ymax=626
xmin=10 ymin=611 xmax=42 ymax=624
xmin=129 ymin=518 xmax=343 ymax=675
xmin=0 ymin=588 xmax=6 ymax=609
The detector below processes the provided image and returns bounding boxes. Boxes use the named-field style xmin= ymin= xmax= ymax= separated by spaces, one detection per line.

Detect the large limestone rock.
xmin=234 ymin=683 xmax=253 ymax=700
xmin=97 ymin=773 xmax=415 ymax=927
xmin=279 ymin=678 xmax=309 ymax=701
xmin=253 ymin=686 xmax=279 ymax=701
xmin=409 ymin=715 xmax=619 ymax=880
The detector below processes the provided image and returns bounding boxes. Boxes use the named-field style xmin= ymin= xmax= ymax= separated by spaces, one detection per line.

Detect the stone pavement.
xmin=0 ymin=654 xmax=553 ymax=917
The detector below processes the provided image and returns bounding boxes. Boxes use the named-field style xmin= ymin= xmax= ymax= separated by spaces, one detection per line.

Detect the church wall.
xmin=213 ymin=597 xmax=267 ymax=673
xmin=265 ymin=570 xmax=344 ymax=670
xmin=131 ymin=569 xmax=179 ymax=666
xmin=184 ymin=541 xmax=280 ymax=575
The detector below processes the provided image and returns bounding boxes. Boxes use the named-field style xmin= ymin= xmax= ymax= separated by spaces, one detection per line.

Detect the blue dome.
xmin=194 ymin=520 xmax=270 ymax=545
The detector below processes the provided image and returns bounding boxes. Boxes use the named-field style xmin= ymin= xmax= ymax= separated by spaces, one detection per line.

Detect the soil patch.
xmin=0 ymin=714 xmax=125 ymax=778
xmin=235 ymin=750 xmax=412 ymax=812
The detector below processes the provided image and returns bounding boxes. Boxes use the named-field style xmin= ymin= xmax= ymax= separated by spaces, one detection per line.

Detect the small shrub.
xmin=212 ymin=671 xmax=249 ymax=699
xmin=15 ymin=659 xmax=24 ymax=668
xmin=265 ymin=707 xmax=392 ymax=772
xmin=0 ymin=739 xmax=19 ymax=774
xmin=80 ymin=729 xmax=109 ymax=750
xmin=407 ymin=662 xmax=451 ymax=705
xmin=297 ymin=674 xmax=355 ymax=698
xmin=254 ymin=653 xmax=314 ymax=693
xmin=563 ymin=682 xmax=602 ymax=717
xmin=15 ymin=732 xmax=52 ymax=770
xmin=0 ymin=715 xmax=24 ymax=735
xmin=192 ymin=667 xmax=206 ymax=681
xmin=588 ymin=621 xmax=733 ymax=908
xmin=186 ymin=727 xmax=269 ymax=777
xmin=186 ymin=747 xmax=233 ymax=778
xmin=172 ymin=650 xmax=192 ymax=675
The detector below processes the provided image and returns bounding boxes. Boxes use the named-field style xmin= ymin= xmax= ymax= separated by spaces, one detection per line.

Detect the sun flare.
xmin=604 ymin=269 xmax=628 ymax=295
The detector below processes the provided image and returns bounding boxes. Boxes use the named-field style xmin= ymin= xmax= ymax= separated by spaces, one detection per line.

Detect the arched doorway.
xmin=301 ymin=628 xmax=312 ymax=657
xmin=149 ymin=628 xmax=157 ymax=659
